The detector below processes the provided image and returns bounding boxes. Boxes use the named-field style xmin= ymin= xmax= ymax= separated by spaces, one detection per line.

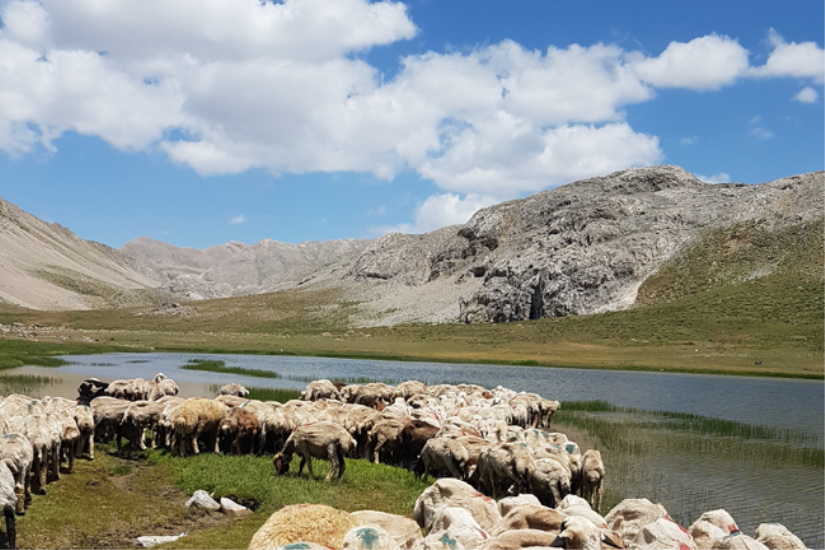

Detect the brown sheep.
xmin=400 ymin=419 xmax=439 ymax=470
xmin=219 ymin=407 xmax=259 ymax=455
xmin=248 ymin=503 xmax=356 ymax=549
xmin=273 ymin=421 xmax=356 ymax=481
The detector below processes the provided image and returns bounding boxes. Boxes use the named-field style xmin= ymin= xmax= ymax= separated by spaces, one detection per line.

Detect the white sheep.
xmin=0 ymin=433 xmax=33 ymax=515
xmin=273 ymin=421 xmax=356 ymax=480
xmin=0 ymin=461 xmax=17 ymax=550
xmin=342 ymin=524 xmax=401 ymax=550
xmin=754 ymin=523 xmax=806 ymax=550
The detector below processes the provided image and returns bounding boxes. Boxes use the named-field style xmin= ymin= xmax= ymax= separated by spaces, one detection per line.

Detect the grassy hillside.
xmin=0 ymin=219 xmax=822 ymax=378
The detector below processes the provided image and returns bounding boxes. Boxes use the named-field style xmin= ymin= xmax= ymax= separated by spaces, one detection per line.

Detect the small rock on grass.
xmin=137 ymin=533 xmax=187 ymax=548
xmin=221 ymin=497 xmax=253 ymax=518
xmin=186 ymin=490 xmax=221 ymax=511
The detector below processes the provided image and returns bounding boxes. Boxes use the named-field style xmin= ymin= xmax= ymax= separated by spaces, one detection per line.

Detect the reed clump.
xmin=181 ymin=358 xmax=279 ymax=379
xmin=0 ymin=374 xmax=60 ymax=396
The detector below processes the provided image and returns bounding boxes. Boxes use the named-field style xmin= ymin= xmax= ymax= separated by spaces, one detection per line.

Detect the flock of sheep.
xmin=0 ymin=372 xmax=810 ymax=550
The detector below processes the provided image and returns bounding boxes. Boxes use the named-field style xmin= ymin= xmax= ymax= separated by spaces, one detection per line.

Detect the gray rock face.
xmin=122 ymin=236 xmax=371 ymax=300
xmin=342 ymin=166 xmax=824 ymax=323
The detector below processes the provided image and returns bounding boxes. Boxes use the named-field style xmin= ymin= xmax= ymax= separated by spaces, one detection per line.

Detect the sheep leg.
xmin=593 ymin=480 xmax=603 ymax=514
xmin=298 ymin=457 xmax=307 ymax=477
xmin=49 ymin=446 xmax=60 ymax=482
xmin=5 ymin=508 xmax=16 ymax=550
xmin=305 ymin=455 xmax=315 ymax=478
xmin=36 ymin=458 xmax=47 ymax=495
xmin=191 ymin=428 xmax=201 ymax=455
xmin=14 ymin=477 xmax=25 ymax=516
xmin=326 ymin=443 xmax=338 ymax=481
xmin=371 ymin=435 xmax=384 ymax=464
xmin=336 ymin=447 xmax=346 ymax=479
xmin=445 ymin=456 xmax=463 ymax=481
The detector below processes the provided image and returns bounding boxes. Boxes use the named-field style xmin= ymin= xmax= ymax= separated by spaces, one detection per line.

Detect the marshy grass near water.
xmin=555 ymin=400 xmax=824 ymax=548
xmin=0 ymin=373 xmax=61 ymax=396
xmin=182 ymin=358 xmax=280 ymax=379
xmin=281 ymin=373 xmax=403 ymax=385
xmin=207 ymin=383 xmax=301 ymax=403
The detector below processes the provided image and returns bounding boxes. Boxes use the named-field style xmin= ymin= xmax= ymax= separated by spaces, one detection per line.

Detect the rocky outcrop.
xmin=342 ymin=166 xmax=824 ymax=324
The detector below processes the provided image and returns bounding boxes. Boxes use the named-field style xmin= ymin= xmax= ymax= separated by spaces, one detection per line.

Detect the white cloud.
xmin=228 ymin=215 xmax=247 ymax=225
xmin=680 ymin=137 xmax=698 ymax=145
xmin=697 ymin=172 xmax=730 ymax=184
xmin=794 ymin=87 xmax=819 ymax=103
xmin=750 ymin=127 xmax=773 ymax=140
xmin=0 ymin=2 xmax=821 ymax=233
xmin=751 ymin=29 xmax=825 ymax=84
xmin=374 ymin=193 xmax=498 ymax=235
xmin=419 ymin=122 xmax=661 ymax=197
xmin=632 ymin=34 xmax=750 ymax=90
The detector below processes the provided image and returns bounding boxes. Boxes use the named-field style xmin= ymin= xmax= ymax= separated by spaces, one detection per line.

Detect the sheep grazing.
xmin=248 ymin=503 xmax=356 ymax=550
xmin=273 ymin=421 xmax=356 ymax=481
xmin=420 ymin=438 xmax=469 ymax=481
xmin=0 ymin=461 xmax=16 ymax=550
xmin=579 ymin=449 xmax=605 ymax=514
xmin=168 ymin=398 xmax=228 ymax=457
xmin=219 ymin=407 xmax=259 ymax=455
xmin=218 ymin=383 xmax=249 ymax=398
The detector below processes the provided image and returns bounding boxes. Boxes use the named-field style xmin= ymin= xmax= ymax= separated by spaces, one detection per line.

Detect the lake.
xmin=4 ymin=352 xmax=823 ymax=546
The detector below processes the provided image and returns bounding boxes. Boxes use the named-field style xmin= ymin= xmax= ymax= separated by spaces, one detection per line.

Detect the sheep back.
xmin=342 ymin=524 xmax=402 ymax=550
xmin=248 ymin=503 xmax=356 ymax=550
xmin=351 ymin=510 xmax=423 ymax=550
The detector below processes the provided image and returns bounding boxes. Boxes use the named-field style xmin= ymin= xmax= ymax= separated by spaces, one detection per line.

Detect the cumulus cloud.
xmin=751 ymin=29 xmax=825 ymax=84
xmin=0 ymin=1 xmax=821 ymax=233
xmin=794 ymin=87 xmax=819 ymax=103
xmin=697 ymin=172 xmax=730 ymax=184
xmin=632 ymin=34 xmax=750 ymax=90
xmin=374 ymin=192 xmax=498 ymax=235
xmin=228 ymin=214 xmax=247 ymax=224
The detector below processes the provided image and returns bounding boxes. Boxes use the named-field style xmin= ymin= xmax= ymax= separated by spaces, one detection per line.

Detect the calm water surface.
xmin=55 ymin=352 xmax=824 ymax=440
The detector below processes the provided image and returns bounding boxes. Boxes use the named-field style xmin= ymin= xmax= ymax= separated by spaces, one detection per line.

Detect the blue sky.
xmin=0 ymin=0 xmax=822 ymax=249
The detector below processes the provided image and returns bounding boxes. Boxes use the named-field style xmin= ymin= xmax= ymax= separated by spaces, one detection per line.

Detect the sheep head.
xmin=273 ymin=452 xmax=292 ymax=475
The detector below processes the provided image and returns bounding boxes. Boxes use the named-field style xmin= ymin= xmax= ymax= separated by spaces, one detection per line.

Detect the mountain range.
xmin=1 ymin=165 xmax=822 ymax=325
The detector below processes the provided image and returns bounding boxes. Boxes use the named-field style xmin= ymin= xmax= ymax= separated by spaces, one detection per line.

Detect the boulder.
xmin=689 ymin=510 xmax=739 ymax=549
xmin=605 ymin=498 xmax=669 ymax=546
xmin=629 ymin=517 xmax=696 ymax=550
xmin=711 ymin=532 xmax=770 ymax=550
xmin=137 ymin=533 xmax=187 ymax=548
